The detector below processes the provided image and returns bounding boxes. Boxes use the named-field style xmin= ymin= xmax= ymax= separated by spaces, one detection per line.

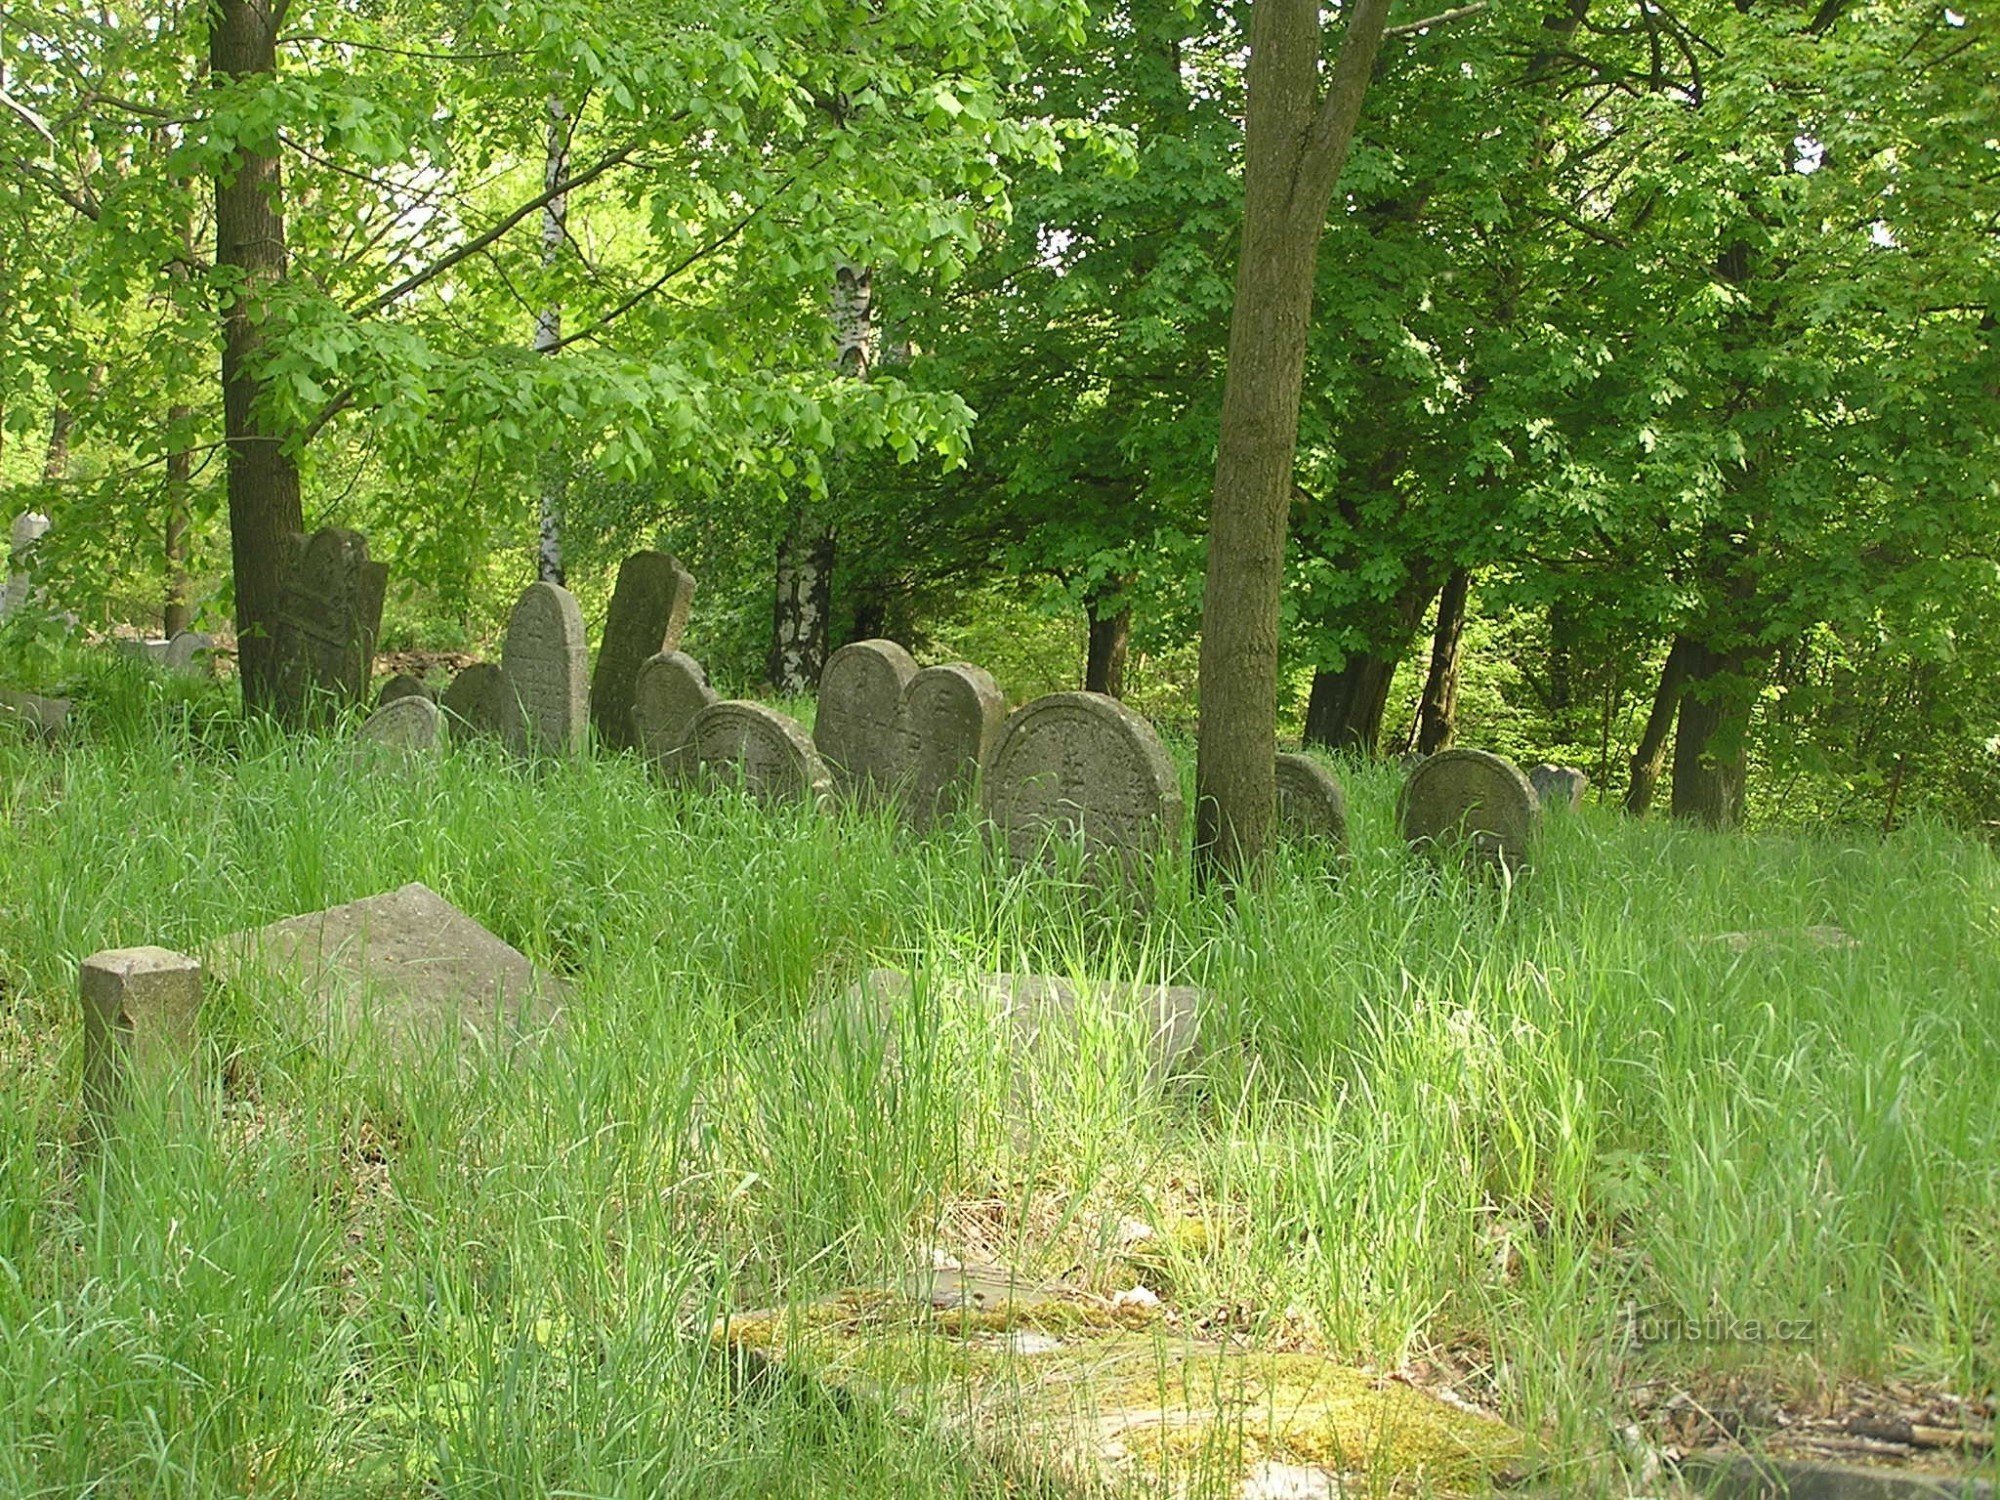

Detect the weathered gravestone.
xmin=209 ymin=881 xmax=564 ymax=1058
xmin=631 ymin=649 xmax=717 ymax=779
xmin=500 ymin=582 xmax=589 ymax=757
xmin=683 ymin=700 xmax=831 ymax=807
xmin=590 ymin=551 xmax=696 ymax=751
xmin=1528 ymin=762 xmax=1588 ymax=809
xmin=0 ymin=687 xmax=70 ymax=741
xmin=162 ymin=631 xmax=215 ymax=677
xmin=2 ymin=511 xmax=51 ymax=617
xmin=80 ymin=946 xmax=205 ymax=1124
xmin=356 ymin=694 xmax=443 ymax=754
xmin=271 ymin=528 xmax=388 ymax=718
xmin=981 ymin=692 xmax=1182 ymax=874
xmin=376 ymin=672 xmax=432 ymax=708
xmin=1274 ymin=751 xmax=1348 ymax=849
xmin=1400 ymin=748 xmax=1541 ymax=873
xmin=439 ymin=662 xmax=506 ymax=737
xmin=815 ymin=640 xmax=1006 ymax=822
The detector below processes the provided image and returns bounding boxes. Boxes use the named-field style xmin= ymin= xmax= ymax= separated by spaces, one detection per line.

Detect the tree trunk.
xmin=1303 ymin=655 xmax=1399 ymax=755
xmin=163 ymin=403 xmax=193 ymax=636
xmin=211 ymin=0 xmax=304 ymax=715
xmin=1195 ymin=0 xmax=1394 ymax=873
xmin=1415 ymin=566 xmax=1469 ymax=755
xmin=1085 ymin=584 xmax=1131 ymax=698
xmin=1671 ymin=640 xmax=1761 ymax=829
xmin=41 ymin=405 xmax=77 ymax=484
xmin=535 ymin=92 xmax=568 ymax=585
xmin=1624 ymin=637 xmax=1688 ymax=816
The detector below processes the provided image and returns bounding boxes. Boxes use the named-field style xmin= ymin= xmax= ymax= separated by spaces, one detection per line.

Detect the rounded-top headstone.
xmin=591 ymin=551 xmax=697 ymax=751
xmin=632 ymin=650 xmax=719 ymax=779
xmin=376 ymin=672 xmax=432 ymax=708
xmin=161 ymin=631 xmax=215 ymax=676
xmin=684 ymin=700 xmax=831 ymax=807
xmin=500 ymin=582 xmax=589 ymax=757
xmin=1527 ymin=763 xmax=1588 ymax=810
xmin=10 ymin=511 xmax=51 ymax=551
xmin=440 ymin=662 xmax=506 ymax=737
xmin=903 ymin=662 xmax=1007 ymax=824
xmin=357 ymin=694 xmax=443 ymax=753
xmin=1400 ymin=748 xmax=1541 ymax=872
xmin=981 ymin=691 xmax=1182 ymax=872
xmin=816 ymin=639 xmax=919 ymax=799
xmin=1274 ymin=751 xmax=1348 ymax=849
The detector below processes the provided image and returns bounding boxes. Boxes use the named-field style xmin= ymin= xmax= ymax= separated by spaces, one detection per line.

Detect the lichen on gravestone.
xmin=591 ymin=551 xmax=695 ymax=752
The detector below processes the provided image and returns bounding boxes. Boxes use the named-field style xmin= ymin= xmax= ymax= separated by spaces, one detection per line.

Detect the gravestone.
xmin=271 ymin=528 xmax=388 ymax=717
xmin=2 ymin=511 xmax=51 ymax=617
xmin=1528 ymin=762 xmax=1588 ymax=809
xmin=1274 ymin=751 xmax=1348 ymax=848
xmin=500 ymin=582 xmax=588 ymax=757
xmin=440 ymin=662 xmax=506 ymax=737
xmin=376 ymin=672 xmax=432 ymax=708
xmin=1400 ymin=748 xmax=1541 ymax=872
xmin=0 ymin=688 xmax=70 ymax=740
xmin=683 ymin=700 xmax=831 ymax=807
xmin=815 ymin=641 xmax=1006 ymax=822
xmin=981 ymin=692 xmax=1182 ymax=873
xmin=80 ymin=947 xmax=204 ymax=1123
xmin=161 ymin=631 xmax=215 ymax=677
xmin=209 ymin=882 xmax=564 ymax=1058
xmin=631 ymin=650 xmax=717 ymax=779
xmin=357 ymin=694 xmax=443 ymax=753
xmin=590 ymin=551 xmax=696 ymax=751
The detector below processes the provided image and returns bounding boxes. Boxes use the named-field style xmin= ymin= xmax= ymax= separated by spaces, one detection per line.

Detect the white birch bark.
xmin=535 ymin=93 xmax=568 ymax=584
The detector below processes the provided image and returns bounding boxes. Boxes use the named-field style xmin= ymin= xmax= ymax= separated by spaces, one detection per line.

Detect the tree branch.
xmin=346 ymin=144 xmax=635 ymax=319
xmin=1384 ymin=2 xmax=1487 ymax=38
xmin=1296 ymin=0 xmax=1399 ymax=214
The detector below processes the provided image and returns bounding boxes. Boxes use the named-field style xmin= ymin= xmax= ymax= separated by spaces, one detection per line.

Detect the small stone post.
xmin=81 ymin=947 xmax=204 ymax=1122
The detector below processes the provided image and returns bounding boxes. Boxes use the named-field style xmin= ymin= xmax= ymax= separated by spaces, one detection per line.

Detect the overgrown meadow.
xmin=2 ymin=659 xmax=1996 ymax=1496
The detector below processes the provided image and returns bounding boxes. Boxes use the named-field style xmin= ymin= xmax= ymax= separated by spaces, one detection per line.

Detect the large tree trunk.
xmin=771 ymin=263 xmax=874 ymax=694
xmin=1085 ymin=584 xmax=1131 ymax=698
xmin=41 ymin=405 xmax=77 ymax=484
xmin=1194 ymin=0 xmax=1394 ymax=874
xmin=211 ymin=0 xmax=304 ymax=715
xmin=535 ymin=92 xmax=568 ymax=585
xmin=1415 ymin=566 xmax=1469 ymax=755
xmin=1671 ymin=640 xmax=1763 ymax=829
xmin=1303 ymin=654 xmax=1400 ymax=755
xmin=163 ymin=403 xmax=193 ymax=636
xmin=1624 ymin=637 xmax=1689 ymax=816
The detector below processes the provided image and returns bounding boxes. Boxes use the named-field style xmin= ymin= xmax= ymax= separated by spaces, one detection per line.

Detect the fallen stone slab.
xmin=209 ymin=881 xmax=564 ymax=1059
xmin=1678 ymin=1452 xmax=1995 ymax=1500
xmin=714 ymin=1271 xmax=1521 ymax=1498
xmin=833 ymin=967 xmax=1209 ymax=1085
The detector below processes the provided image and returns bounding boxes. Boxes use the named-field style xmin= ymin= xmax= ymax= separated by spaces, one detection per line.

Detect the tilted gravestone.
xmin=683 ymin=699 xmax=831 ymax=807
xmin=357 ymin=694 xmax=443 ymax=753
xmin=209 ymin=881 xmax=564 ymax=1059
xmin=631 ymin=650 xmax=717 ymax=779
xmin=815 ymin=641 xmax=1007 ymax=823
xmin=271 ymin=528 xmax=388 ymax=719
xmin=440 ymin=662 xmax=506 ymax=737
xmin=590 ymin=551 xmax=696 ymax=751
xmin=500 ymin=582 xmax=589 ymax=757
xmin=1400 ymin=748 xmax=1541 ymax=872
xmin=376 ymin=672 xmax=433 ymax=708
xmin=1528 ymin=762 xmax=1588 ymax=809
xmin=1275 ymin=751 xmax=1348 ymax=849
xmin=980 ymin=692 xmax=1182 ymax=873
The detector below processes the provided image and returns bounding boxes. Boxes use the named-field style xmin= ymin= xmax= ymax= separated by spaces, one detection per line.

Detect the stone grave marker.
xmin=81 ymin=946 xmax=205 ymax=1123
xmin=161 ymin=631 xmax=215 ymax=677
xmin=0 ymin=687 xmax=70 ymax=741
xmin=2 ymin=511 xmax=50 ymax=617
xmin=683 ymin=700 xmax=831 ymax=807
xmin=1400 ymin=748 xmax=1541 ymax=873
xmin=271 ymin=527 xmax=388 ymax=717
xmin=981 ymin=691 xmax=1182 ymax=873
xmin=440 ymin=662 xmax=506 ymax=737
xmin=1274 ymin=751 xmax=1348 ymax=849
xmin=209 ymin=881 xmax=564 ymax=1059
xmin=1528 ymin=762 xmax=1588 ymax=809
xmin=815 ymin=641 xmax=1005 ymax=823
xmin=631 ymin=650 xmax=717 ymax=779
xmin=376 ymin=672 xmax=433 ymax=708
xmin=356 ymin=694 xmax=443 ymax=754
xmin=590 ymin=551 xmax=696 ymax=751
xmin=500 ymin=582 xmax=588 ymax=757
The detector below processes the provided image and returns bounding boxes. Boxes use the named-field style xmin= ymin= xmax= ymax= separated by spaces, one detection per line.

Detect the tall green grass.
xmin=0 ymin=661 xmax=1995 ymax=1495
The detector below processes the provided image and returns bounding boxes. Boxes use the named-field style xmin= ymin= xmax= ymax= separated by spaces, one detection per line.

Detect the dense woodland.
xmin=1 ymin=0 xmax=1995 ymax=831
